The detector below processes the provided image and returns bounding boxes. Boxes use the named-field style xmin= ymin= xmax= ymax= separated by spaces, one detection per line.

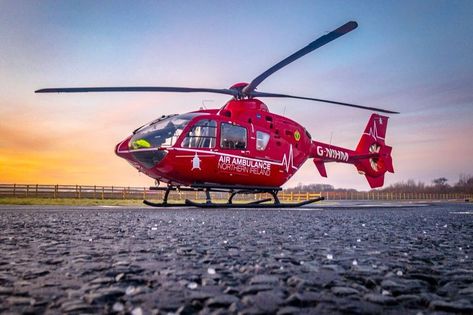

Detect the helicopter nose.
xmin=115 ymin=137 xmax=142 ymax=170
xmin=115 ymin=136 xmax=168 ymax=169
xmin=129 ymin=149 xmax=168 ymax=169
xmin=115 ymin=137 xmax=132 ymax=158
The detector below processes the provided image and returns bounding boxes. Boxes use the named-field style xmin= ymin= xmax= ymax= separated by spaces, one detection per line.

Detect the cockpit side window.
xmin=256 ymin=131 xmax=270 ymax=151
xmin=181 ymin=119 xmax=217 ymax=149
xmin=220 ymin=123 xmax=247 ymax=149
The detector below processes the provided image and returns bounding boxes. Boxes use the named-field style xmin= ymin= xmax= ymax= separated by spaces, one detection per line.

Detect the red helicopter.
xmin=36 ymin=21 xmax=397 ymax=208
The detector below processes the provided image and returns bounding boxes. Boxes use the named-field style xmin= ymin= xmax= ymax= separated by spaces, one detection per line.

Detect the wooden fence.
xmin=316 ymin=191 xmax=472 ymax=201
xmin=0 ymin=184 xmax=471 ymax=201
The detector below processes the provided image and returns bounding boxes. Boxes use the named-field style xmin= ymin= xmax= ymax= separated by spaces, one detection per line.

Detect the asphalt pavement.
xmin=1 ymin=203 xmax=472 ymax=314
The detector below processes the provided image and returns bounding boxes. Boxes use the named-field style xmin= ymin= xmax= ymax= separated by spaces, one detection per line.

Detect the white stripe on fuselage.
xmin=117 ymin=144 xmax=298 ymax=171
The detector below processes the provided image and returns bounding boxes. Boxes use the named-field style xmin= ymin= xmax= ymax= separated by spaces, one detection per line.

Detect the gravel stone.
xmin=395 ymin=294 xmax=422 ymax=307
xmin=276 ymin=306 xmax=301 ymax=315
xmin=206 ymin=294 xmax=240 ymax=307
xmin=112 ymin=302 xmax=125 ymax=312
xmin=363 ymin=293 xmax=397 ymax=305
xmin=6 ymin=296 xmax=34 ymax=305
xmin=459 ymin=286 xmax=473 ymax=296
xmin=131 ymin=307 xmax=144 ymax=315
xmin=61 ymin=300 xmax=95 ymax=313
xmin=240 ymin=284 xmax=274 ymax=295
xmin=84 ymin=287 xmax=125 ymax=303
xmin=429 ymin=299 xmax=473 ymax=313
xmin=253 ymin=290 xmax=285 ymax=312
xmin=331 ymin=286 xmax=360 ymax=296
xmin=0 ymin=286 xmax=14 ymax=295
xmin=249 ymin=275 xmax=279 ymax=286
xmin=286 ymin=292 xmax=320 ymax=307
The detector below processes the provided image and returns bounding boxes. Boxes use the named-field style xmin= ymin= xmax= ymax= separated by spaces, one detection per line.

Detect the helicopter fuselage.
xmin=115 ymin=98 xmax=311 ymax=187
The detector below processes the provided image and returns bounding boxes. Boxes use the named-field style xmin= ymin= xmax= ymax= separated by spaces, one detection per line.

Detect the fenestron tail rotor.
xmin=35 ymin=21 xmax=399 ymax=114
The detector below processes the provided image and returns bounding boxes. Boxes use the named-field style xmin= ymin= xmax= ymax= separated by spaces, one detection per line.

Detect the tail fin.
xmin=354 ymin=114 xmax=394 ymax=188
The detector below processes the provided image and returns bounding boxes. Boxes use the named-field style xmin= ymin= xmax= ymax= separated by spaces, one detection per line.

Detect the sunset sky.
xmin=1 ymin=1 xmax=472 ymax=190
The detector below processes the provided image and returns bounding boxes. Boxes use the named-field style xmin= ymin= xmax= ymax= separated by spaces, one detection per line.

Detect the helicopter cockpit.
xmin=129 ymin=113 xmax=200 ymax=168
xmin=130 ymin=113 xmax=200 ymax=150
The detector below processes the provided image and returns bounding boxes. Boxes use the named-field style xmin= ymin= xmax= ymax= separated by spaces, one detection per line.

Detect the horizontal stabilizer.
xmin=381 ymin=145 xmax=394 ymax=173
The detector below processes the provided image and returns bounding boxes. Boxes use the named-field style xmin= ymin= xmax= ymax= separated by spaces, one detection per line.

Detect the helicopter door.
xmin=181 ymin=119 xmax=217 ymax=149
xmin=220 ymin=122 xmax=247 ymax=150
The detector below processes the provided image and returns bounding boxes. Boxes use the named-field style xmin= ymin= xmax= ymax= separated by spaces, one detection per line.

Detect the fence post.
xmin=13 ymin=184 xmax=16 ymax=197
xmin=36 ymin=184 xmax=38 ymax=197
xmin=102 ymin=186 xmax=105 ymax=200
xmin=94 ymin=185 xmax=97 ymax=199
xmin=26 ymin=185 xmax=29 ymax=198
xmin=79 ymin=186 xmax=81 ymax=199
xmin=54 ymin=185 xmax=58 ymax=199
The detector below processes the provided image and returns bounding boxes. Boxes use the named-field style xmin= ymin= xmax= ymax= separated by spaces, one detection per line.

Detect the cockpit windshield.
xmin=129 ymin=113 xmax=199 ymax=150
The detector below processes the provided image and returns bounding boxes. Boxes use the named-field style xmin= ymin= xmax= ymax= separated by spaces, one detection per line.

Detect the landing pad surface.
xmin=1 ymin=203 xmax=472 ymax=313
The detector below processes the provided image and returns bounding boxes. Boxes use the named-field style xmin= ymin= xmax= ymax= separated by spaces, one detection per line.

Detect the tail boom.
xmin=309 ymin=114 xmax=394 ymax=188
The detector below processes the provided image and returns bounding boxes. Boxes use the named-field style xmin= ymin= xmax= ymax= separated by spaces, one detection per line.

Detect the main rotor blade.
xmin=243 ymin=21 xmax=358 ymax=96
xmin=35 ymin=86 xmax=238 ymax=96
xmin=251 ymin=91 xmax=399 ymax=114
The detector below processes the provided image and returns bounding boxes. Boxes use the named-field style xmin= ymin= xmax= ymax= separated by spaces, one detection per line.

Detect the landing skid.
xmin=184 ymin=197 xmax=324 ymax=208
xmin=142 ymin=199 xmax=187 ymax=207
xmin=143 ymin=183 xmax=324 ymax=208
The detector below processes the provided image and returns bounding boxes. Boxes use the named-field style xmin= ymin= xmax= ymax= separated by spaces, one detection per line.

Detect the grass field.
xmin=0 ymin=197 xmax=148 ymax=206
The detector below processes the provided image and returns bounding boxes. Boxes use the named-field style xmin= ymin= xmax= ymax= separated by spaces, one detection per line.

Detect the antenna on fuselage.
xmin=201 ymin=99 xmax=214 ymax=110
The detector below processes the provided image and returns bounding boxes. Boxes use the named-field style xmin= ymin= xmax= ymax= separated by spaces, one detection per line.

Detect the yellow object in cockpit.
xmin=131 ymin=139 xmax=151 ymax=149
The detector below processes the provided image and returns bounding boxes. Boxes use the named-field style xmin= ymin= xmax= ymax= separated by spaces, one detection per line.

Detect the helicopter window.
xmin=220 ymin=123 xmax=247 ymax=150
xmin=129 ymin=113 xmax=198 ymax=150
xmin=181 ymin=119 xmax=217 ymax=149
xmin=256 ymin=131 xmax=270 ymax=151
xmin=133 ymin=114 xmax=178 ymax=134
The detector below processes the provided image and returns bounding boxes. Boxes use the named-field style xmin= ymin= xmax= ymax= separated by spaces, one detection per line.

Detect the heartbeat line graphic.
xmin=281 ymin=145 xmax=298 ymax=172
xmin=363 ymin=119 xmax=385 ymax=141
